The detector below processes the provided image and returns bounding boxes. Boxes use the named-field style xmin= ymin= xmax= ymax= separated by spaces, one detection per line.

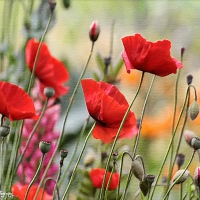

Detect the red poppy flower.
xmin=122 ymin=34 xmax=182 ymax=77
xmin=89 ymin=168 xmax=119 ymax=190
xmin=26 ymin=38 xmax=70 ymax=98
xmin=0 ymin=82 xmax=38 ymax=121
xmin=12 ymin=183 xmax=52 ymax=200
xmin=81 ymin=79 xmax=137 ymax=143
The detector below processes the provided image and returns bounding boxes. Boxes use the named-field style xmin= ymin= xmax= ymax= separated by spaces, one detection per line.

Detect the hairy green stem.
xmin=61 ymin=123 xmax=95 ymax=199
xmin=15 ymin=98 xmax=49 ymax=170
xmin=34 ymin=42 xmax=95 ymax=199
xmin=116 ymin=152 xmax=133 ymax=200
xmin=26 ymin=6 xmax=54 ymax=94
xmin=58 ymin=116 xmax=90 ymax=187
xmin=132 ymin=75 xmax=156 ymax=157
xmin=99 ymin=72 xmax=145 ymax=200
xmin=163 ymin=150 xmax=196 ymax=200
xmin=24 ymin=154 xmax=45 ymax=200
xmin=149 ymin=86 xmax=193 ymax=199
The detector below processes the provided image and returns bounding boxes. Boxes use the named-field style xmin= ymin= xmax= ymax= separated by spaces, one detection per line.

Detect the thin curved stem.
xmin=168 ymin=69 xmax=181 ymax=190
xmin=163 ymin=84 xmax=195 ymax=196
xmin=58 ymin=116 xmax=90 ymax=187
xmin=116 ymin=152 xmax=133 ymax=200
xmin=0 ymin=137 xmax=6 ymax=190
xmin=34 ymin=42 xmax=95 ymax=199
xmin=15 ymin=98 xmax=49 ymax=170
xmin=105 ymin=167 xmax=115 ymax=200
xmin=149 ymin=86 xmax=193 ymax=200
xmin=99 ymin=72 xmax=145 ymax=200
xmin=61 ymin=123 xmax=95 ymax=200
xmin=26 ymin=6 xmax=54 ymax=94
xmin=24 ymin=154 xmax=45 ymax=200
xmin=120 ymin=169 xmax=133 ymax=200
xmin=42 ymin=178 xmax=59 ymax=200
xmin=163 ymin=150 xmax=196 ymax=200
xmin=132 ymin=75 xmax=156 ymax=157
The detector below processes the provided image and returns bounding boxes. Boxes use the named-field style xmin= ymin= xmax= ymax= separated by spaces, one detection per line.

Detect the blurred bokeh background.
xmin=1 ymin=0 xmax=200 ymax=199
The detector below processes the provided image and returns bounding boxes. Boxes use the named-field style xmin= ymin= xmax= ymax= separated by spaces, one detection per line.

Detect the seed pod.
xmin=191 ymin=137 xmax=200 ymax=150
xmin=131 ymin=159 xmax=144 ymax=181
xmin=39 ymin=141 xmax=51 ymax=154
xmin=172 ymin=169 xmax=189 ymax=184
xmin=189 ymin=101 xmax=199 ymax=120
xmin=0 ymin=125 xmax=10 ymax=137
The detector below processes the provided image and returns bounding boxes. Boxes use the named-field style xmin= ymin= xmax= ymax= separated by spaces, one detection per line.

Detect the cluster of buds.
xmin=131 ymin=158 xmax=155 ymax=196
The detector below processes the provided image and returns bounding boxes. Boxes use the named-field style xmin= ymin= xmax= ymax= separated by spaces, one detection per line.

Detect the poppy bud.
xmin=194 ymin=166 xmax=200 ymax=187
xmin=181 ymin=47 xmax=185 ymax=58
xmin=187 ymin=75 xmax=193 ymax=85
xmin=113 ymin=152 xmax=118 ymax=161
xmin=89 ymin=21 xmax=100 ymax=42
xmin=0 ymin=125 xmax=10 ymax=137
xmin=189 ymin=101 xmax=199 ymax=120
xmin=176 ymin=154 xmax=185 ymax=169
xmin=49 ymin=0 xmax=56 ymax=12
xmin=146 ymin=174 xmax=155 ymax=185
xmin=44 ymin=87 xmax=55 ymax=98
xmin=191 ymin=137 xmax=200 ymax=150
xmin=60 ymin=149 xmax=68 ymax=159
xmin=62 ymin=0 xmax=70 ymax=8
xmin=139 ymin=177 xmax=149 ymax=196
xmin=131 ymin=159 xmax=144 ymax=181
xmin=39 ymin=141 xmax=51 ymax=154
xmin=184 ymin=130 xmax=197 ymax=147
xmin=172 ymin=169 xmax=189 ymax=184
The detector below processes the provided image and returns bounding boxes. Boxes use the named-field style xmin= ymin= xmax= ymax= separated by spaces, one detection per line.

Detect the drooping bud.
xmin=44 ymin=87 xmax=55 ymax=98
xmin=139 ymin=177 xmax=149 ymax=196
xmin=39 ymin=141 xmax=51 ymax=154
xmin=194 ymin=166 xmax=200 ymax=188
xmin=0 ymin=125 xmax=10 ymax=137
xmin=60 ymin=149 xmax=68 ymax=159
xmin=172 ymin=169 xmax=189 ymax=184
xmin=191 ymin=137 xmax=200 ymax=150
xmin=183 ymin=130 xmax=197 ymax=147
xmin=189 ymin=101 xmax=199 ymax=120
xmin=131 ymin=159 xmax=144 ymax=181
xmin=187 ymin=75 xmax=193 ymax=85
xmin=176 ymin=154 xmax=185 ymax=169
xmin=89 ymin=21 xmax=100 ymax=42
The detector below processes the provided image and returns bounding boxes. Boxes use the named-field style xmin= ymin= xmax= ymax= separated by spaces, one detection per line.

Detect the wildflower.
xmin=0 ymin=82 xmax=38 ymax=121
xmin=12 ymin=183 xmax=52 ymax=200
xmin=25 ymin=38 xmax=70 ymax=98
xmin=89 ymin=21 xmax=100 ymax=42
xmin=122 ymin=33 xmax=182 ymax=76
xmin=89 ymin=168 xmax=119 ymax=190
xmin=81 ymin=79 xmax=137 ymax=143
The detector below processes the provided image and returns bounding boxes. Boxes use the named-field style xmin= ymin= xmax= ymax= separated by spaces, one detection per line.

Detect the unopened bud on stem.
xmin=89 ymin=21 xmax=100 ymax=42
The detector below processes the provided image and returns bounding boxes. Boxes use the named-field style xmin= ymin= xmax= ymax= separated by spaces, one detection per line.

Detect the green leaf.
xmin=95 ymin=52 xmax=105 ymax=72
xmin=113 ymin=57 xmax=124 ymax=78
xmin=93 ymin=72 xmax=100 ymax=81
